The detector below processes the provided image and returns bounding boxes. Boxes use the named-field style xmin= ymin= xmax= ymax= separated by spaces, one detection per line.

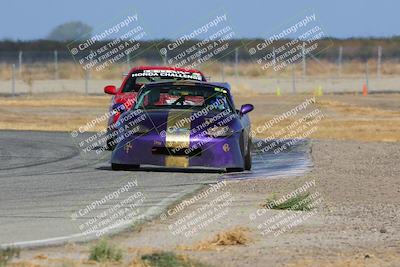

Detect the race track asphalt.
xmin=0 ymin=130 xmax=312 ymax=247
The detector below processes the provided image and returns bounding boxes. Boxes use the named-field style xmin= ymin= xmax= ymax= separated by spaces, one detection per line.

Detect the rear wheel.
xmin=106 ymin=138 xmax=115 ymax=151
xmin=111 ymin=163 xmax=140 ymax=171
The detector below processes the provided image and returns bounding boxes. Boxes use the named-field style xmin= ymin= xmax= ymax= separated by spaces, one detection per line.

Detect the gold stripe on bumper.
xmin=165 ymin=110 xmax=192 ymax=168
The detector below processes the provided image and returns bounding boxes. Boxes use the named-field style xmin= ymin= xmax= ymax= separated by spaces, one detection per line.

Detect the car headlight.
xmin=207 ymin=126 xmax=234 ymax=137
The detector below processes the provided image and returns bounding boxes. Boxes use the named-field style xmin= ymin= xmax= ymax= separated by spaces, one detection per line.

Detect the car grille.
xmin=151 ymin=146 xmax=201 ymax=157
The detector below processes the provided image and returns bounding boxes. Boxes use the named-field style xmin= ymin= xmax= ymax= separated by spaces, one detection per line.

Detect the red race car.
xmin=104 ymin=66 xmax=206 ymax=149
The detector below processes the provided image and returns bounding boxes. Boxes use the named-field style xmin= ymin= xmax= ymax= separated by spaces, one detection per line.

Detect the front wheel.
xmin=106 ymin=138 xmax=116 ymax=151
xmin=226 ymin=167 xmax=244 ymax=173
xmin=244 ymin=138 xmax=252 ymax=171
xmin=111 ymin=163 xmax=140 ymax=171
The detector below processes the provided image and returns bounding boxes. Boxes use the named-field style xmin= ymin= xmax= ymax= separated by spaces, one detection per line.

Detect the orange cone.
xmin=362 ymin=82 xmax=368 ymax=96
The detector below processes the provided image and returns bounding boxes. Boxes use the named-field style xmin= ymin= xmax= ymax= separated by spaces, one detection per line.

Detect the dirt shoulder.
xmin=1 ymin=93 xmax=400 ymax=142
xmin=11 ymin=139 xmax=400 ymax=267
xmin=3 ymin=92 xmax=400 ymax=266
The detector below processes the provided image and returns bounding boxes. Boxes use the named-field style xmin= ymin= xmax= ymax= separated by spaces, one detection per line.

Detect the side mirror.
xmin=240 ymin=104 xmax=254 ymax=115
xmin=104 ymin=85 xmax=117 ymax=95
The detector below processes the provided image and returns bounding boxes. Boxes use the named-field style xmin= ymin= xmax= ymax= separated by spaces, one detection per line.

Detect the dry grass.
xmin=249 ymin=94 xmax=400 ymax=142
xmin=284 ymin=251 xmax=399 ymax=267
xmin=0 ymin=94 xmax=109 ymax=132
xmin=1 ymin=60 xmax=400 ymax=81
xmin=7 ymin=263 xmax=42 ymax=267
xmin=0 ymin=93 xmax=399 ymax=142
xmin=32 ymin=255 xmax=47 ymax=260
xmin=0 ymin=95 xmax=108 ymax=108
xmin=0 ymin=60 xmax=147 ymax=81
xmin=128 ymin=252 xmax=210 ymax=267
xmin=178 ymin=226 xmax=251 ymax=251
xmin=252 ymin=116 xmax=400 ymax=142
xmin=312 ymin=98 xmax=400 ymax=142
xmin=9 ymin=259 xmax=118 ymax=267
xmin=315 ymin=99 xmax=400 ymax=117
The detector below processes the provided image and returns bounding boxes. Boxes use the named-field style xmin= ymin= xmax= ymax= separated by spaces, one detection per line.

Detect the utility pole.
xmin=163 ymin=50 xmax=167 ymax=66
xmin=272 ymin=47 xmax=276 ymax=66
xmin=11 ymin=64 xmax=16 ymax=96
xmin=292 ymin=64 xmax=296 ymax=94
xmin=85 ymin=70 xmax=89 ymax=95
xmin=338 ymin=46 xmax=343 ymax=76
xmin=221 ymin=62 xmax=225 ymax=82
xmin=234 ymin=47 xmax=239 ymax=80
xmin=365 ymin=61 xmax=369 ymax=90
xmin=302 ymin=42 xmax=306 ymax=77
xmin=18 ymin=51 xmax=23 ymax=78
xmin=377 ymin=46 xmax=382 ymax=79
xmin=54 ymin=50 xmax=59 ymax=80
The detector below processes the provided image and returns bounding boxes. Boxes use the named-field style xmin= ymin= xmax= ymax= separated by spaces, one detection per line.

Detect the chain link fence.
xmin=0 ymin=45 xmax=399 ymax=96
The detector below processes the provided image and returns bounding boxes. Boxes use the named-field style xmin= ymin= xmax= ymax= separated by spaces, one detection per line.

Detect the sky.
xmin=0 ymin=0 xmax=398 ymax=40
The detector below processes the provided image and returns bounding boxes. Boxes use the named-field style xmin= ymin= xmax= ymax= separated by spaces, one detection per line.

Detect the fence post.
xmin=54 ymin=50 xmax=59 ymax=80
xmin=272 ymin=47 xmax=276 ymax=66
xmin=163 ymin=50 xmax=167 ymax=66
xmin=292 ymin=64 xmax=296 ymax=94
xmin=18 ymin=51 xmax=23 ymax=78
xmin=85 ymin=69 xmax=89 ymax=95
xmin=338 ymin=46 xmax=343 ymax=77
xmin=365 ymin=61 xmax=369 ymax=91
xmin=221 ymin=62 xmax=225 ymax=82
xmin=234 ymin=47 xmax=238 ymax=80
xmin=377 ymin=46 xmax=382 ymax=79
xmin=302 ymin=42 xmax=306 ymax=77
xmin=11 ymin=64 xmax=16 ymax=96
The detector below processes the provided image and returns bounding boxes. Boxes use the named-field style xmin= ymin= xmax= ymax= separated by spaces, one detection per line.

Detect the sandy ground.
xmin=0 ymin=92 xmax=400 ymax=142
xmin=2 ymin=92 xmax=400 ymax=266
xmin=1 ymin=75 xmax=400 ymax=95
xmin=9 ymin=139 xmax=400 ymax=267
xmin=246 ymin=93 xmax=400 ymax=142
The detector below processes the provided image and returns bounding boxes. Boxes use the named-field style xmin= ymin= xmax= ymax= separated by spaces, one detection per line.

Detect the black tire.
xmin=226 ymin=133 xmax=248 ymax=173
xmin=106 ymin=138 xmax=115 ymax=151
xmin=244 ymin=138 xmax=252 ymax=171
xmin=111 ymin=163 xmax=139 ymax=171
xmin=226 ymin=167 xmax=244 ymax=173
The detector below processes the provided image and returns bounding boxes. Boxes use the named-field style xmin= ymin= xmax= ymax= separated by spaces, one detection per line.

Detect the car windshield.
xmin=134 ymin=85 xmax=233 ymax=112
xmin=122 ymin=69 xmax=204 ymax=93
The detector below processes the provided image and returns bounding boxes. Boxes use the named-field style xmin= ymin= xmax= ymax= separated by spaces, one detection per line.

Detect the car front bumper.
xmin=111 ymin=132 xmax=244 ymax=170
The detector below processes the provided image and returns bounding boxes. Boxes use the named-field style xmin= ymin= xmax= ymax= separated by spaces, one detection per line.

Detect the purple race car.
xmin=110 ymin=80 xmax=254 ymax=172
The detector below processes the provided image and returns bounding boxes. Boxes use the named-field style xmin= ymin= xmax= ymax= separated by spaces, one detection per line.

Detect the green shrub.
xmin=141 ymin=252 xmax=210 ymax=267
xmin=265 ymin=192 xmax=313 ymax=211
xmin=88 ymin=239 xmax=122 ymax=262
xmin=0 ymin=247 xmax=20 ymax=267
